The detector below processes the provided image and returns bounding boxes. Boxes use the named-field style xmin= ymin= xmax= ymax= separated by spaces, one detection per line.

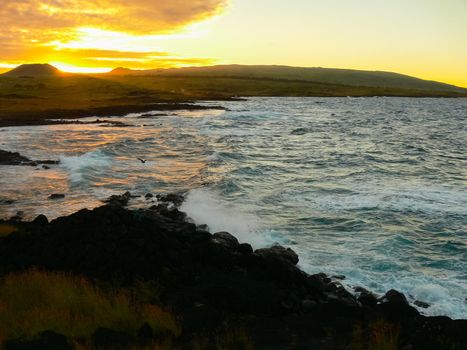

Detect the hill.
xmin=1 ymin=64 xmax=466 ymax=126
xmin=108 ymin=67 xmax=134 ymax=75
xmin=142 ymin=65 xmax=465 ymax=93
xmin=2 ymin=64 xmax=62 ymax=77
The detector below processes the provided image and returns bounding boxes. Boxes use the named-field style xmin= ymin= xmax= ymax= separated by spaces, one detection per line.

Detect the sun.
xmin=50 ymin=62 xmax=112 ymax=74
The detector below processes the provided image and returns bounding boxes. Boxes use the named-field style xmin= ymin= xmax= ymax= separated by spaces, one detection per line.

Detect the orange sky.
xmin=1 ymin=0 xmax=466 ymax=87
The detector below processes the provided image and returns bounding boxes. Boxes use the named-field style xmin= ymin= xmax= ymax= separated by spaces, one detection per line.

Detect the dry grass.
xmin=351 ymin=319 xmax=400 ymax=350
xmin=0 ymin=224 xmax=17 ymax=237
xmin=0 ymin=270 xmax=179 ymax=343
xmin=369 ymin=319 xmax=400 ymax=350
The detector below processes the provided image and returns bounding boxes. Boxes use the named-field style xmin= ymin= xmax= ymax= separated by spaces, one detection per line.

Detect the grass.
xmin=0 ymin=224 xmax=17 ymax=237
xmin=1 ymin=74 xmax=465 ymax=122
xmin=0 ymin=269 xmax=179 ymax=343
xmin=351 ymin=319 xmax=400 ymax=350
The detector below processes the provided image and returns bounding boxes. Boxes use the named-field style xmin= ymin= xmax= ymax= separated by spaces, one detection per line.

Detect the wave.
xmin=59 ymin=150 xmax=111 ymax=184
xmin=181 ymin=188 xmax=273 ymax=248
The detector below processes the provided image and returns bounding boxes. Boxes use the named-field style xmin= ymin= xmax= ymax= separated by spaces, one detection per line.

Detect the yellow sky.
xmin=1 ymin=0 xmax=466 ymax=87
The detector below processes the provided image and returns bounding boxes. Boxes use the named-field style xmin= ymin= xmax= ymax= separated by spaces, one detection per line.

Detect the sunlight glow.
xmin=50 ymin=62 xmax=112 ymax=74
xmin=51 ymin=25 xmax=207 ymax=53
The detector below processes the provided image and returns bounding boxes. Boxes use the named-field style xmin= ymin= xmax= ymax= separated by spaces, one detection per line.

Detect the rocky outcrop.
xmin=0 ymin=149 xmax=59 ymax=166
xmin=0 ymin=195 xmax=465 ymax=349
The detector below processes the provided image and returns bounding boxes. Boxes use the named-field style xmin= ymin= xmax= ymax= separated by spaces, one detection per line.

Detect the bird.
xmin=137 ymin=158 xmax=147 ymax=163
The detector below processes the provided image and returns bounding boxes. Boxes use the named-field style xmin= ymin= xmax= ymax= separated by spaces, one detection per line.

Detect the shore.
xmin=0 ymin=192 xmax=465 ymax=349
xmin=0 ymin=102 xmax=229 ymax=128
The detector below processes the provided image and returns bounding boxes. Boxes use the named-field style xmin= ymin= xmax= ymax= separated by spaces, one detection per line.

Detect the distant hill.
xmin=108 ymin=67 xmax=134 ymax=75
xmin=2 ymin=64 xmax=62 ymax=77
xmin=119 ymin=65 xmax=465 ymax=93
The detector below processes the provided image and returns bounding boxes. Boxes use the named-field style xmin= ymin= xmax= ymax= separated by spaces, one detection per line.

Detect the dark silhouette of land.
xmin=2 ymin=63 xmax=62 ymax=77
xmin=0 ymin=195 xmax=466 ymax=349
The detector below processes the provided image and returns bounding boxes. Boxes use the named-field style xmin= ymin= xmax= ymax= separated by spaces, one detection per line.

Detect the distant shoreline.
xmin=0 ymin=102 xmax=230 ymax=128
xmin=1 ymin=95 xmax=466 ymax=128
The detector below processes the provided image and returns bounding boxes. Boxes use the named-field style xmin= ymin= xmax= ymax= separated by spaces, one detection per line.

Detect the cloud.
xmin=0 ymin=0 xmax=227 ymax=69
xmin=1 ymin=0 xmax=228 ymax=34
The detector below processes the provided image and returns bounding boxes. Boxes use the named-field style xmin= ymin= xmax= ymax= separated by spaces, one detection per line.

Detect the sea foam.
xmin=181 ymin=188 xmax=271 ymax=248
xmin=59 ymin=150 xmax=111 ymax=184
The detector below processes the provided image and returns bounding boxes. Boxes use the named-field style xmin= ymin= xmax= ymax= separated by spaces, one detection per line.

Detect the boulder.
xmin=0 ymin=150 xmax=33 ymax=166
xmin=211 ymin=231 xmax=239 ymax=248
xmin=414 ymin=300 xmax=430 ymax=309
xmin=48 ymin=194 xmax=65 ymax=200
xmin=255 ymin=245 xmax=299 ymax=265
xmin=380 ymin=289 xmax=408 ymax=304
xmin=0 ymin=149 xmax=59 ymax=166
xmin=32 ymin=214 xmax=49 ymax=225
xmin=103 ymin=191 xmax=132 ymax=206
xmin=354 ymin=286 xmax=378 ymax=306
xmin=156 ymin=193 xmax=185 ymax=207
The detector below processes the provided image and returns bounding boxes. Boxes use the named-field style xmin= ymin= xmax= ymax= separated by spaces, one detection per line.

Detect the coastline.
xmin=0 ymin=102 xmax=229 ymax=128
xmin=0 ymin=193 xmax=466 ymax=349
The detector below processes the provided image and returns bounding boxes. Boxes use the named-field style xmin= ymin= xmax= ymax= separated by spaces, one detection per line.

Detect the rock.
xmin=5 ymin=330 xmax=72 ymax=350
xmin=39 ymin=160 xmax=60 ymax=165
xmin=0 ymin=149 xmax=33 ymax=166
xmin=255 ymin=245 xmax=299 ymax=265
xmin=291 ymin=128 xmax=307 ymax=135
xmin=238 ymin=243 xmax=254 ymax=254
xmin=414 ymin=300 xmax=430 ymax=309
xmin=196 ymin=224 xmax=209 ymax=232
xmin=42 ymin=165 xmax=50 ymax=170
xmin=145 ymin=193 xmax=154 ymax=199
xmin=211 ymin=231 xmax=239 ymax=248
xmin=1 ymin=199 xmax=15 ymax=205
xmin=332 ymin=275 xmax=346 ymax=280
xmin=0 ymin=149 xmax=59 ymax=166
xmin=32 ymin=214 xmax=49 ymax=225
xmin=0 ymin=203 xmax=465 ymax=349
xmin=92 ymin=327 xmax=133 ymax=347
xmin=380 ymin=289 xmax=408 ymax=304
xmin=103 ymin=191 xmax=132 ymax=206
xmin=48 ymin=194 xmax=65 ymax=200
xmin=156 ymin=193 xmax=184 ymax=207
xmin=355 ymin=286 xmax=378 ymax=306
xmin=307 ymin=273 xmax=328 ymax=293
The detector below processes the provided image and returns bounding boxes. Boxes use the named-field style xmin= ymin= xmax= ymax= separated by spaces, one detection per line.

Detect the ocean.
xmin=1 ymin=97 xmax=466 ymax=319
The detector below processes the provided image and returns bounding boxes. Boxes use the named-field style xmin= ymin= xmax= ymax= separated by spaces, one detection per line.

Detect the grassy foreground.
xmin=0 ymin=270 xmax=179 ymax=346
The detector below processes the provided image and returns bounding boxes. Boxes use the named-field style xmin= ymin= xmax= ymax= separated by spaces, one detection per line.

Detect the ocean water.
xmin=0 ymin=97 xmax=466 ymax=319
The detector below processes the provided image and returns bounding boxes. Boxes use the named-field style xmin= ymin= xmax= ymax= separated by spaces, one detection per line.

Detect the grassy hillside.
xmin=0 ymin=71 xmax=466 ymax=123
xmin=140 ymin=65 xmax=466 ymax=93
xmin=2 ymin=64 xmax=61 ymax=77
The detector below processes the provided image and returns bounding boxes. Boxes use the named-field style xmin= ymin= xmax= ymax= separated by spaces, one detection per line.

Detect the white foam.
xmin=181 ymin=188 xmax=271 ymax=248
xmin=59 ymin=150 xmax=111 ymax=183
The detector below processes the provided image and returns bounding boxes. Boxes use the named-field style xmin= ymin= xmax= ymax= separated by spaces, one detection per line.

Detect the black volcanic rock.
xmin=2 ymin=64 xmax=61 ymax=77
xmin=0 ymin=150 xmax=32 ymax=165
xmin=0 ymin=149 xmax=59 ymax=166
xmin=48 ymin=194 xmax=65 ymax=200
xmin=0 ymin=197 xmax=465 ymax=349
xmin=255 ymin=244 xmax=299 ymax=265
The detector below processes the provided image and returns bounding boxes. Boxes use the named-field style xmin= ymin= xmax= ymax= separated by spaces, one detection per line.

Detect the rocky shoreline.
xmin=0 ymin=193 xmax=466 ymax=349
xmin=0 ymin=149 xmax=59 ymax=167
xmin=0 ymin=102 xmax=228 ymax=128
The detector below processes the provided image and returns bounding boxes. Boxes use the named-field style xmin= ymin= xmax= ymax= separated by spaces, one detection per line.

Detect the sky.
xmin=0 ymin=0 xmax=466 ymax=87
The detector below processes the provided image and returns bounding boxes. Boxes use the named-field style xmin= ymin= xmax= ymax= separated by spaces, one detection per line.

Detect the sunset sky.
xmin=1 ymin=0 xmax=466 ymax=87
